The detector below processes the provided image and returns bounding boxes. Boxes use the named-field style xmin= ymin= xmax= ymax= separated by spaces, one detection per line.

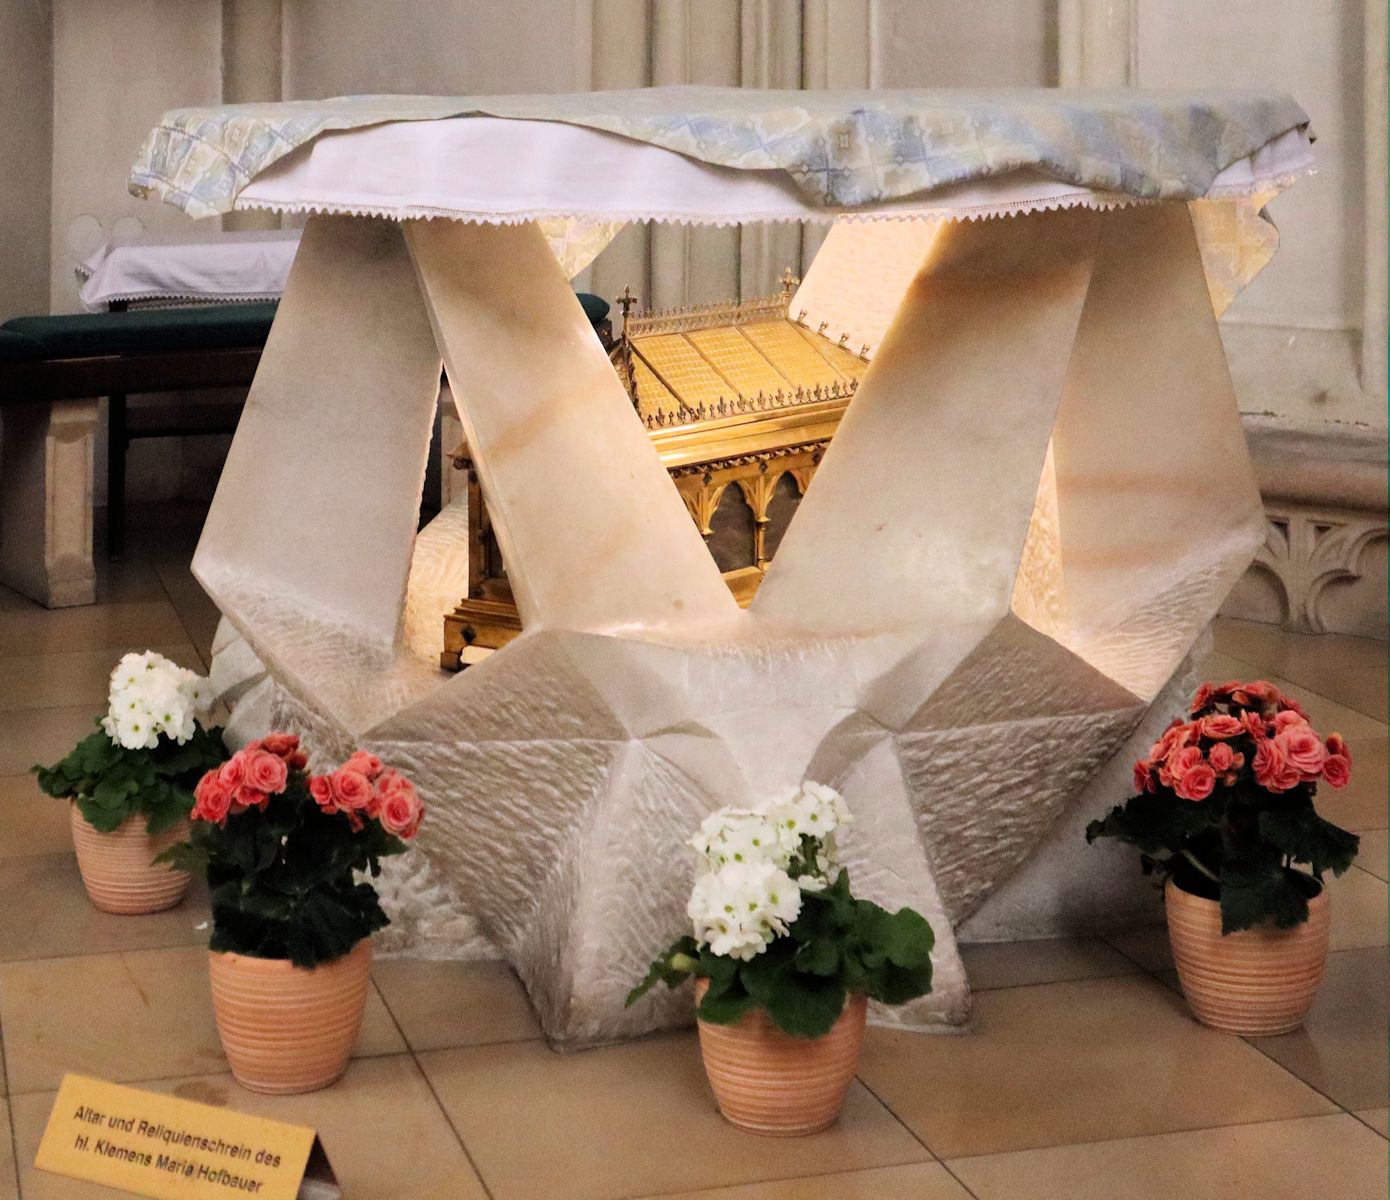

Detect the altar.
xmin=129 ymin=88 xmax=1313 ymax=1045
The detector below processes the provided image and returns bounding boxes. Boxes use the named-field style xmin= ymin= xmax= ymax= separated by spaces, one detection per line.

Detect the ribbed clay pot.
xmin=693 ymin=978 xmax=867 ymax=1136
xmin=68 ymin=803 xmax=191 ymax=914
xmin=209 ymin=939 xmax=371 ymax=1094
xmin=1166 ymin=878 xmax=1330 ymax=1036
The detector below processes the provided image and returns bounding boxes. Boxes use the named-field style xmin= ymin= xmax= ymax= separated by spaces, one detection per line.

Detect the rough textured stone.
xmin=194 ymin=205 xmax=1267 ymax=1045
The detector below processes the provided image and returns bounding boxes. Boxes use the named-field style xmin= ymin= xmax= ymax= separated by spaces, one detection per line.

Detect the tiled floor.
xmin=0 ymin=504 xmax=1384 ymax=1199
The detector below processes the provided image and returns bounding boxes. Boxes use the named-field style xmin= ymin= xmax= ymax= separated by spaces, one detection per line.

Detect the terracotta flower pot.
xmin=209 ymin=939 xmax=372 ymax=1094
xmin=68 ymin=803 xmax=191 ymax=914
xmin=693 ymin=978 xmax=867 ymax=1136
xmin=1165 ymin=878 xmax=1330 ymax=1036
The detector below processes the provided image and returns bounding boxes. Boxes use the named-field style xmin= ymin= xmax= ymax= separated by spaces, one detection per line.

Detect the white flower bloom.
xmin=687 ymin=860 xmax=802 ymax=961
xmin=101 ymin=650 xmax=213 ymax=750
xmin=688 ymin=807 xmax=790 ymax=873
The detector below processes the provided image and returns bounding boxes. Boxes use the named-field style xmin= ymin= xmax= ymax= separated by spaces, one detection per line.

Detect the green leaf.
xmin=760 ymin=973 xmax=847 ymax=1039
xmin=853 ymin=901 xmax=934 ymax=970
xmin=1219 ymin=860 xmax=1310 ymax=933
xmin=1258 ymin=808 xmax=1359 ymax=878
xmin=695 ymin=983 xmax=758 ymax=1025
xmin=793 ymin=937 xmax=840 ymax=976
xmin=625 ymin=936 xmax=700 ymax=1007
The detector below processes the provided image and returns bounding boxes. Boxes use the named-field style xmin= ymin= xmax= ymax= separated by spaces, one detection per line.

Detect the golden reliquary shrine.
xmin=441 ymin=274 xmax=870 ymax=669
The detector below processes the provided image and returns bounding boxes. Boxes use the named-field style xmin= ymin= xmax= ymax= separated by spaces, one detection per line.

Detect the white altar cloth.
xmin=77 ymin=229 xmax=300 ymax=310
xmin=237 ymin=118 xmax=1314 ymax=226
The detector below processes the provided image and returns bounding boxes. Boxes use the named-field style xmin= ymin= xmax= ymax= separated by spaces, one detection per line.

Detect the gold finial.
xmin=779 ymin=267 xmax=799 ymax=302
xmin=617 ymin=286 xmax=639 ymax=323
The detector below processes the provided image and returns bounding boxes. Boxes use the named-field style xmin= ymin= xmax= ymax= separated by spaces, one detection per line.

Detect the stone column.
xmin=1058 ymin=0 xmax=1135 ymax=87
xmin=0 ymin=397 xmax=98 ymax=607
xmin=221 ymin=0 xmax=283 ymax=233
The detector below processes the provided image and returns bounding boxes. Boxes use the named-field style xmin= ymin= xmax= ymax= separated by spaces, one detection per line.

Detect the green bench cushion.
xmin=3 ymin=293 xmax=609 ymax=363
xmin=577 ymin=292 xmax=609 ymax=325
xmin=2 ymin=303 xmax=281 ymax=359
xmin=0 ymin=329 xmax=46 ymax=363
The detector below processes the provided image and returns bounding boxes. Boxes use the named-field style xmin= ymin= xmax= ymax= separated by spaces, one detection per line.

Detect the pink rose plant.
xmin=1088 ymin=680 xmax=1360 ymax=934
xmin=173 ymin=733 xmax=427 ymax=967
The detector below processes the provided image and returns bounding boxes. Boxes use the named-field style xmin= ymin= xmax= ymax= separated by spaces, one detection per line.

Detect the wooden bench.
xmin=0 ymin=303 xmax=276 ymax=606
xmin=0 ymin=293 xmax=611 ymax=608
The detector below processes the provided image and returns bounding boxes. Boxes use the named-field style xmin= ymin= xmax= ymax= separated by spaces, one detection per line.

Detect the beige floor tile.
xmin=0 ymin=776 xmax=74 ymax=859
xmin=420 ymin=1034 xmax=931 ymax=1200
xmin=0 ymin=1098 xmax=16 ymax=1200
xmin=372 ymin=958 xmax=542 ymax=1051
xmin=0 ymin=706 xmax=107 ymax=778
xmin=1325 ymin=865 xmax=1388 ymax=951
xmin=1102 ymin=924 xmax=1174 ymax=971
xmin=0 ymin=853 xmax=208 ymax=964
xmin=0 ymin=601 xmax=188 ymax=659
xmin=1317 ymin=736 xmax=1387 ymax=832
xmin=0 ymin=643 xmax=202 ymax=713
xmin=11 ymin=1055 xmax=485 ymax=1200
xmin=1354 ymin=1108 xmax=1389 ymax=1138
xmin=1324 ymin=667 xmax=1390 ymax=723
xmin=0 ymin=944 xmax=405 ymax=1094
xmin=93 ymin=561 xmax=167 ymax=606
xmin=961 ymin=937 xmax=1142 ymax=991
xmin=948 ymin=1113 xmax=1388 ymax=1200
xmin=1354 ymin=829 xmax=1388 ymax=881
xmin=858 ymin=975 xmax=1334 ymax=1159
xmin=1212 ymin=618 xmax=1386 ymax=680
xmin=1247 ymin=948 xmax=1389 ymax=1111
xmin=169 ymin=592 xmax=222 ymax=665
xmin=637 ymin=1163 xmax=973 ymax=1200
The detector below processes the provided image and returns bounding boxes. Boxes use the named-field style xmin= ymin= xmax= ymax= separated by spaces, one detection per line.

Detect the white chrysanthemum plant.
xmin=628 ymin=782 xmax=936 ymax=1038
xmin=34 ymin=651 xmax=227 ymax=834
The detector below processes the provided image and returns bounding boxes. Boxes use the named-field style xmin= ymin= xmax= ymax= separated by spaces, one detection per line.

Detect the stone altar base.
xmin=193 ymin=203 xmax=1264 ymax=1046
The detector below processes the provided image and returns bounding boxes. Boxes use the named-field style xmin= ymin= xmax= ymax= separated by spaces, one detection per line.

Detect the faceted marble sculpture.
xmin=193 ymin=202 xmax=1265 ymax=1045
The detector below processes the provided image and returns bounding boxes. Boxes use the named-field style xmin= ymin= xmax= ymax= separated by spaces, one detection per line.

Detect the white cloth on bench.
xmin=77 ymin=228 xmax=300 ymax=311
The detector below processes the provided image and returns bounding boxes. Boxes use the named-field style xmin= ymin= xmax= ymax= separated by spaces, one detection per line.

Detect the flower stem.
xmin=1180 ymin=847 xmax=1220 ymax=884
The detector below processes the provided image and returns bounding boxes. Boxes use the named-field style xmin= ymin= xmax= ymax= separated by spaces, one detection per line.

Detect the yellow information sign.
xmin=35 ymin=1074 xmax=338 ymax=1199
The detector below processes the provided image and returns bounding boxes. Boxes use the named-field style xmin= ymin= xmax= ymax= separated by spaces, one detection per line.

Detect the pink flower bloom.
xmin=1326 ymin=733 xmax=1350 ymax=763
xmin=192 ymin=771 xmax=233 ymax=824
xmin=1208 ymin=742 xmax=1238 ymax=773
xmin=244 ymin=750 xmax=289 ymax=796
xmin=1322 ymin=753 xmax=1352 ymax=789
xmin=1200 ymin=714 xmax=1244 ymax=740
xmin=330 ymin=768 xmax=374 ymax=811
xmin=286 ymin=750 xmax=309 ymax=771
xmin=1253 ymin=738 xmax=1301 ymax=792
xmin=1132 ymin=759 xmax=1153 ymax=794
xmin=1190 ymin=682 xmax=1216 ymax=713
xmin=1175 ymin=763 xmax=1216 ymax=802
xmin=343 ymin=750 xmax=384 ymax=781
xmin=379 ymin=785 xmax=424 ymax=840
xmin=1271 ymin=709 xmax=1307 ymax=731
xmin=220 ymin=753 xmax=247 ymax=789
xmin=235 ymin=788 xmax=268 ymax=813
xmin=1168 ymin=746 xmax=1203 ymax=779
xmin=1239 ymin=709 xmax=1269 ymax=740
xmin=308 ymin=775 xmax=336 ymax=812
xmin=1275 ymin=727 xmax=1326 ymax=779
xmin=261 ymin=732 xmax=300 ymax=759
xmin=1232 ymin=680 xmax=1280 ymax=709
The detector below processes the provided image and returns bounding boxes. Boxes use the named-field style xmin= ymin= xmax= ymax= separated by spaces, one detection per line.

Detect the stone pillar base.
xmin=0 ymin=398 xmax=98 ymax=608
